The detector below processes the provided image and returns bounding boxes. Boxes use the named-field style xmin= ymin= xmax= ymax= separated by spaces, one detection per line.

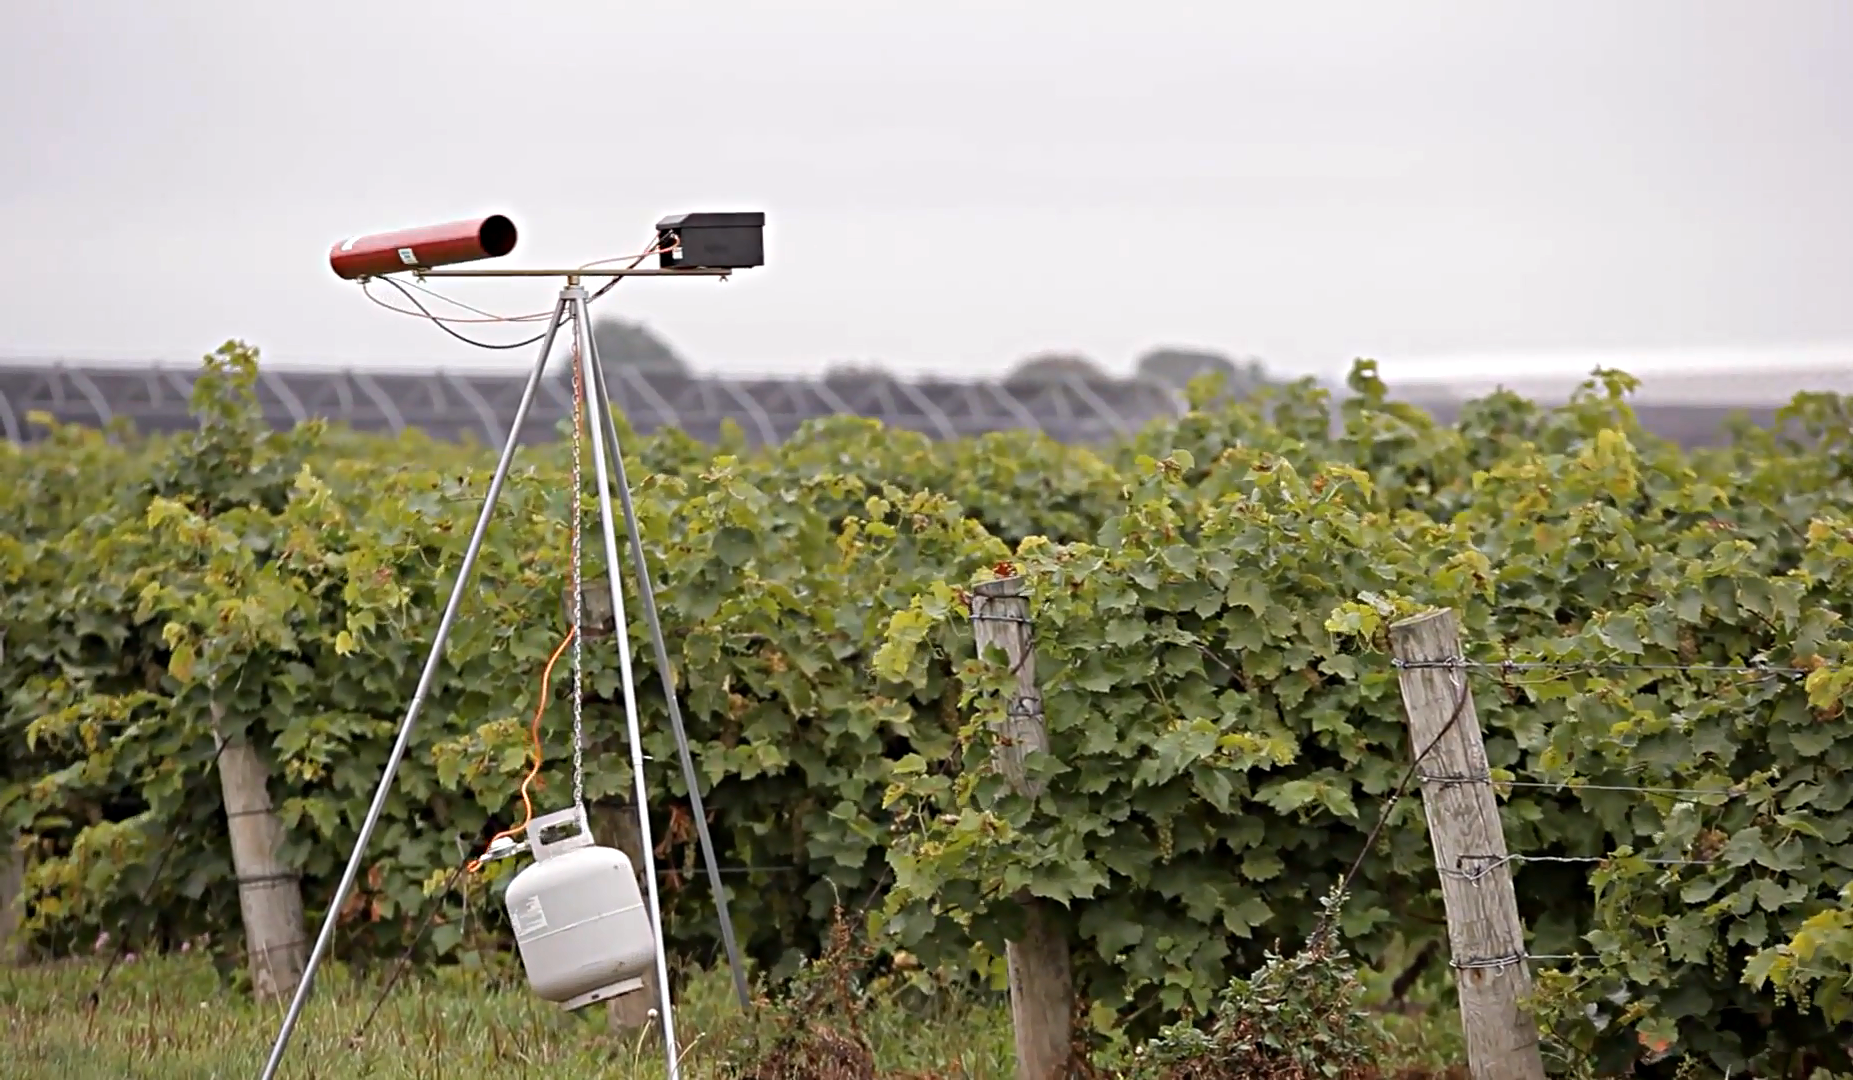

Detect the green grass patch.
xmin=0 ymin=953 xmax=1016 ymax=1079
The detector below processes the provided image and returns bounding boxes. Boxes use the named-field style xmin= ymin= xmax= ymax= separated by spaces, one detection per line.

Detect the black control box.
xmin=655 ymin=212 xmax=765 ymax=270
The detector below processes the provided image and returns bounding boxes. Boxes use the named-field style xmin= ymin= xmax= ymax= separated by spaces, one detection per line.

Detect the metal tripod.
xmin=259 ymin=275 xmax=749 ymax=1080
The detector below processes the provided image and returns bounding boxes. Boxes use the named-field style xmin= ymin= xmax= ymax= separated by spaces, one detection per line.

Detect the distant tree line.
xmin=1004 ymin=347 xmax=1272 ymax=395
xmin=588 ymin=318 xmax=691 ymax=376
xmin=587 ymin=316 xmax=1275 ymax=394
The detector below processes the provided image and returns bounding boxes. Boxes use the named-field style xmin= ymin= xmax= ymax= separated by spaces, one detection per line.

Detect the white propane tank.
xmin=503 ymin=805 xmax=657 ymax=1011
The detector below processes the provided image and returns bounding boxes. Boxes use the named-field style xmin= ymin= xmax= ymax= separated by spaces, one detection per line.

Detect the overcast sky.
xmin=1 ymin=1 xmax=1847 ymax=384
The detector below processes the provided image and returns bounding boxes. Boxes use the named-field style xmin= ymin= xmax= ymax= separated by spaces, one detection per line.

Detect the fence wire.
xmin=1392 ymin=649 xmax=1809 ymax=984
xmin=1393 ymin=657 xmax=1826 ymax=679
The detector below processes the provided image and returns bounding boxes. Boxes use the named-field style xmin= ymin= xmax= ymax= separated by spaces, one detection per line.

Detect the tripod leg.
xmin=258 ymin=292 xmax=572 ymax=1080
xmin=566 ymin=287 xmax=682 ymax=1078
xmin=585 ymin=331 xmax=752 ymax=1011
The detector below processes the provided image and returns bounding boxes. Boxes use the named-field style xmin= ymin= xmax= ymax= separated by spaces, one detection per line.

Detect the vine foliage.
xmin=2 ymin=348 xmax=1852 ymax=1075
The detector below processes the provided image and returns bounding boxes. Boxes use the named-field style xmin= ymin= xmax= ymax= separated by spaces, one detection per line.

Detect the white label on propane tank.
xmin=513 ymin=895 xmax=548 ymax=938
xmin=397 ymin=247 xmax=418 ymax=266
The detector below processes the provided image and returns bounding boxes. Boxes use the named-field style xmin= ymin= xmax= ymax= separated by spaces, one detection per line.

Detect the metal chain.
xmin=570 ymin=341 xmax=586 ymax=812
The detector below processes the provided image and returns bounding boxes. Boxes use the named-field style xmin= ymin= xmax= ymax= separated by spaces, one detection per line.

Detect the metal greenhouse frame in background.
xmin=0 ymin=359 xmax=1190 ymax=447
xmin=0 ymin=357 xmax=1793 ymax=449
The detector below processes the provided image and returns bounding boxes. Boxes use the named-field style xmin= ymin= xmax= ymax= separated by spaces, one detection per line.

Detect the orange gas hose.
xmin=466 ymin=626 xmax=577 ymax=872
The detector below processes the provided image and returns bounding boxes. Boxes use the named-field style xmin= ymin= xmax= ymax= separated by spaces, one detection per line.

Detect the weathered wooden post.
xmin=575 ymin=581 xmax=663 ymax=1035
xmin=1 ymin=829 xmax=23 ymax=965
xmin=212 ymin=702 xmax=308 ymax=1002
xmin=597 ymin=800 xmax=664 ymax=1038
xmin=1389 ymin=609 xmax=1546 ymax=1080
xmin=969 ymin=576 xmax=1074 ymax=1080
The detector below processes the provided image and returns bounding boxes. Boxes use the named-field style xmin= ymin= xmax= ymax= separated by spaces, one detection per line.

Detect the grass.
xmin=1 ymin=952 xmax=1017 ymax=1079
xmin=2 ymin=904 xmax=1471 ymax=1080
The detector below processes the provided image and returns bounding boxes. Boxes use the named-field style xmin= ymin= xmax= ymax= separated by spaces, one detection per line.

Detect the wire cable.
xmin=356 ymin=236 xmax=674 ymax=352
xmin=374 ymin=276 xmax=563 ymax=352
xmin=1392 ymin=658 xmax=1825 ymax=678
xmin=347 ymin=856 xmax=473 ymax=1048
xmin=1309 ymin=670 xmax=1473 ymax=950
xmin=377 ymin=277 xmax=556 ymax=324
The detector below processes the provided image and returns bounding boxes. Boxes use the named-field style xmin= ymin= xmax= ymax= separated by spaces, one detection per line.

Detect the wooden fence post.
xmin=212 ymin=702 xmax=308 ymax=1003
xmin=1 ymin=829 xmax=23 ymax=965
xmin=969 ymin=576 xmax=1074 ymax=1080
xmin=594 ymin=800 xmax=663 ymax=1038
xmin=1389 ymin=609 xmax=1546 ymax=1080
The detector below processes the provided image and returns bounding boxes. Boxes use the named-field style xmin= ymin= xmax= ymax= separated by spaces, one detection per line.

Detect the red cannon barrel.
xmin=328 ymin=214 xmax=518 ymax=280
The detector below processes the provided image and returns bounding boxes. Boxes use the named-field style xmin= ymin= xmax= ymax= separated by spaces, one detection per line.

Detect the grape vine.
xmin=3 ymin=346 xmax=1851 ymax=1075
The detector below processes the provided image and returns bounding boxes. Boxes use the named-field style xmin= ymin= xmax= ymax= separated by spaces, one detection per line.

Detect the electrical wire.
xmin=360 ymin=240 xmax=673 ymax=324
xmin=348 ymin=856 xmax=473 ymax=1049
xmin=1308 ymin=671 xmax=1473 ymax=950
xmin=372 ymin=276 xmax=563 ymax=351
xmin=356 ymin=237 xmax=675 ymax=351
xmin=585 ymin=241 xmax=673 ymax=303
xmin=370 ymin=276 xmax=555 ymax=323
